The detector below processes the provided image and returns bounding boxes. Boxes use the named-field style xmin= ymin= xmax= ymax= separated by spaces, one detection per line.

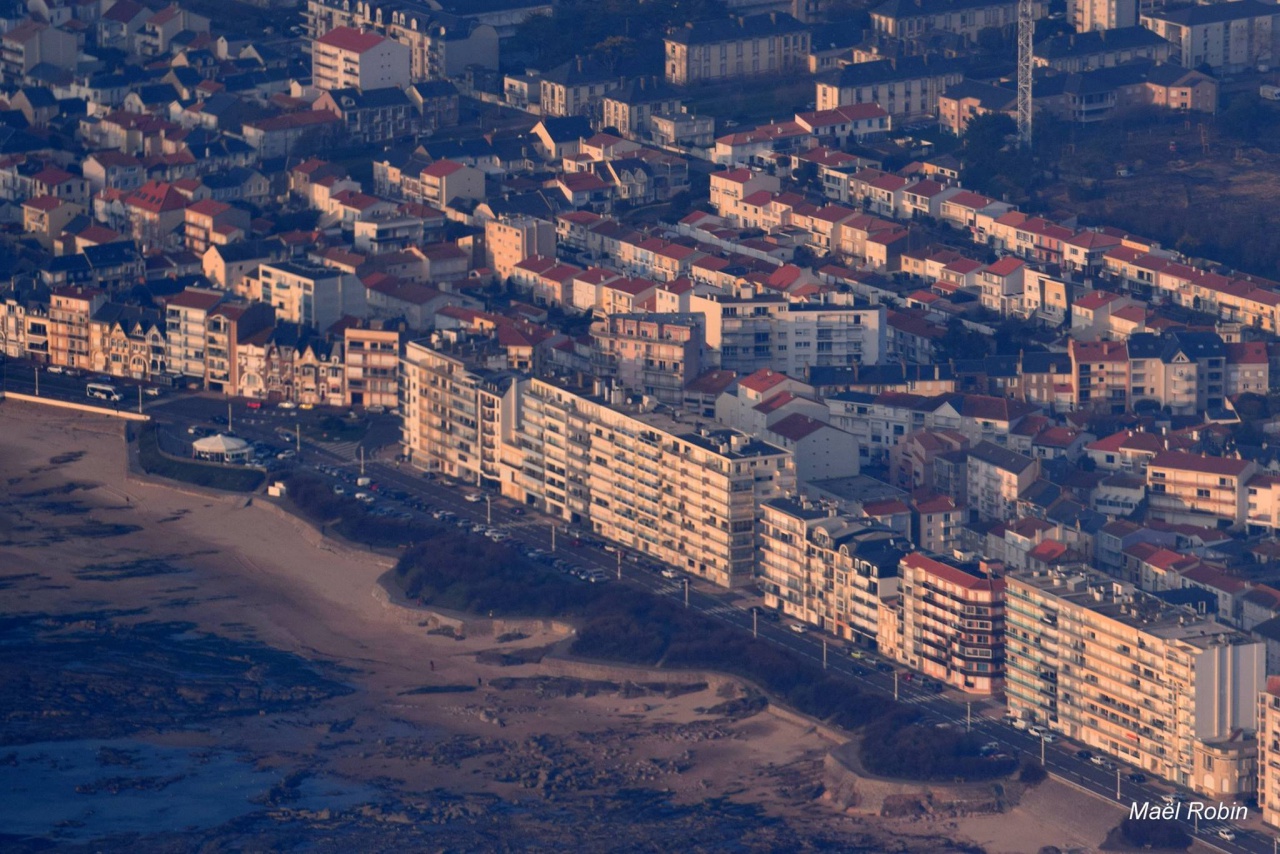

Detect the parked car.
xmin=143 ymin=386 xmax=163 ymax=397
xmin=1217 ymin=828 xmax=1237 ymax=841
xmin=46 ymin=364 xmax=64 ymax=374
xmin=278 ymin=401 xmax=297 ymax=410
xmin=849 ymin=649 xmax=865 ymax=659
xmin=660 ymin=568 xmax=679 ymax=579
xmin=1076 ymin=750 xmax=1093 ymax=761
xmin=464 ymin=493 xmax=484 ymax=503
xmin=788 ymin=623 xmax=806 ymax=634
xmin=874 ymin=662 xmax=895 ymax=674
xmin=1127 ymin=772 xmax=1147 ymax=784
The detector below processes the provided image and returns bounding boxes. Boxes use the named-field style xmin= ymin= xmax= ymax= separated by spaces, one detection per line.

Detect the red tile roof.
xmin=1148 ymin=451 xmax=1252 ymax=477
xmin=316 ymin=26 xmax=387 ymax=53
xmin=902 ymin=553 xmax=1002 ymax=592
xmin=125 ymin=180 xmax=185 ymax=214
xmin=768 ymin=413 xmax=827 ymax=442
xmin=739 ymin=367 xmax=790 ymax=394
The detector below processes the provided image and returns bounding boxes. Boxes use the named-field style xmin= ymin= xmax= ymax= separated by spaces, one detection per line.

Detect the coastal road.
xmin=131 ymin=395 xmax=1270 ymax=854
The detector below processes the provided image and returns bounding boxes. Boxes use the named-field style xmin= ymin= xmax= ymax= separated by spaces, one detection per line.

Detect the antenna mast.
xmin=1017 ymin=0 xmax=1034 ymax=148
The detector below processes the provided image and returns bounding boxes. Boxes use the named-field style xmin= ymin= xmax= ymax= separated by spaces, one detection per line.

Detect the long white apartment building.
xmin=506 ymin=377 xmax=795 ymax=588
xmin=689 ymin=290 xmax=885 ymax=377
xmin=401 ymin=341 xmax=796 ymax=588
xmin=401 ymin=340 xmax=522 ymax=487
xmin=1007 ymin=568 xmax=1264 ymax=799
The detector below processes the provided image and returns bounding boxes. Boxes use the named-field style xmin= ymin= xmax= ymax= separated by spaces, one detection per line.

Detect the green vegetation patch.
xmin=859 ymin=713 xmax=1018 ymax=782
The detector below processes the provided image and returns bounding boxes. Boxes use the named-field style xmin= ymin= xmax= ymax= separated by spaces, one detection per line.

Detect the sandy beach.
xmin=0 ymin=401 xmax=1206 ymax=852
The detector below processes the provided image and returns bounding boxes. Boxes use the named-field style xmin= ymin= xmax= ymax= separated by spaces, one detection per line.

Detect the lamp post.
xmin=752 ymin=608 xmax=758 ymax=639
xmin=893 ymin=670 xmax=899 ymax=701
xmin=486 ymin=495 xmax=491 ymax=526
xmin=616 ymin=549 xmax=621 ymax=580
xmin=683 ymin=578 xmax=689 ymax=608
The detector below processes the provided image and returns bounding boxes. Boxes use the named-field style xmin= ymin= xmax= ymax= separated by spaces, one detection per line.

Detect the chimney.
xmin=576 ymin=56 xmax=583 ymax=73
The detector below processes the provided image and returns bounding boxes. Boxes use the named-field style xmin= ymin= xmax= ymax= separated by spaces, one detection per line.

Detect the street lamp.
xmin=486 ymin=495 xmax=491 ymax=526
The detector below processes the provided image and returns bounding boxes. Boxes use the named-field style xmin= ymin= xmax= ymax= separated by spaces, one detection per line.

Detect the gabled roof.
xmin=739 ymin=367 xmax=790 ymax=394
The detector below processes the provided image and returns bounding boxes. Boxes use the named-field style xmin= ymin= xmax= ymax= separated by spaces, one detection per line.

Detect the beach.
xmin=0 ymin=401 xmax=1202 ymax=852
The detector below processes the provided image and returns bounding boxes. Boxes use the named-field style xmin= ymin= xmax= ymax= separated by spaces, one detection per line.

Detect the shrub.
xmin=861 ymin=715 xmax=1018 ymax=782
xmin=1019 ymin=760 xmax=1047 ymax=785
xmin=1118 ymin=818 xmax=1190 ymax=850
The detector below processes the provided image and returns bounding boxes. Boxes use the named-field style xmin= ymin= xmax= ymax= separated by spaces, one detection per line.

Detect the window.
xmin=1196 ymin=488 xmax=1210 ymax=498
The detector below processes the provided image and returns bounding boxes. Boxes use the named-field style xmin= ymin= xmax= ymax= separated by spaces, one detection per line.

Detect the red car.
xmin=246 ymin=401 xmax=262 ymax=409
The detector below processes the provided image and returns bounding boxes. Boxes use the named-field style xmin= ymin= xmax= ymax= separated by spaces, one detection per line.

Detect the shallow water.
xmin=0 ymin=737 xmax=377 ymax=842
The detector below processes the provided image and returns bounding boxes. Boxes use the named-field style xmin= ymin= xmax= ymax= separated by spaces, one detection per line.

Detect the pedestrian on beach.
xmin=430 ymin=660 xmax=435 ymax=671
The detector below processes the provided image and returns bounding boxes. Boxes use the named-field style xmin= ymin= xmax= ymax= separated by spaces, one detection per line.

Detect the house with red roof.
xmin=122 ymin=180 xmax=187 ymax=251
xmin=713 ymin=120 xmax=811 ymax=168
xmin=567 ymin=267 xmax=622 ymax=314
xmin=794 ymin=103 xmax=890 ymax=146
xmin=709 ymin=168 xmax=780 ymax=215
xmin=183 ymin=198 xmax=249 ymax=255
xmin=136 ymin=4 xmax=209 ymax=58
xmin=1085 ymin=429 xmax=1169 ymax=473
xmin=766 ymin=413 xmax=861 ymax=481
xmin=31 ymin=166 xmax=88 ymax=207
xmin=23 ymin=195 xmax=83 ymax=250
xmin=417 ymin=159 xmax=483 ymax=209
xmin=938 ymin=189 xmax=1014 ymax=235
xmin=1071 ymin=289 xmax=1133 ymax=338
xmin=1062 ymin=229 xmax=1123 ymax=273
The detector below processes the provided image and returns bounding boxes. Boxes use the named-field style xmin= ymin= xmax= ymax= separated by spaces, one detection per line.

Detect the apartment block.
xmin=690 ymin=290 xmax=885 ymax=376
xmin=504 ymin=377 xmax=795 ymax=588
xmin=485 ymin=216 xmax=556 ymax=282
xmin=48 ymin=287 xmax=106 ymax=372
xmin=1007 ymin=569 xmax=1264 ymax=797
xmin=401 ymin=340 xmax=521 ymax=487
xmin=664 ymin=13 xmax=811 ymax=86
xmin=814 ymin=56 xmax=966 ymax=119
xmin=966 ymin=440 xmax=1040 ymax=523
xmin=344 ymin=323 xmax=402 ymax=409
xmin=204 ymin=302 xmax=274 ymax=394
xmin=899 ymin=552 xmax=1005 ymax=694
xmin=758 ymin=497 xmax=908 ymax=645
xmin=590 ymin=312 xmax=705 ymax=406
xmin=163 ymin=288 xmax=224 ymax=380
xmin=1146 ymin=450 xmax=1257 ymax=529
xmin=244 ymin=262 xmax=365 ymax=334
xmin=870 ymin=0 xmax=1045 ymax=43
xmin=1141 ymin=1 xmax=1280 ymax=74
xmin=311 ymin=26 xmax=410 ymax=92
xmin=1259 ymin=678 xmax=1280 ymax=828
